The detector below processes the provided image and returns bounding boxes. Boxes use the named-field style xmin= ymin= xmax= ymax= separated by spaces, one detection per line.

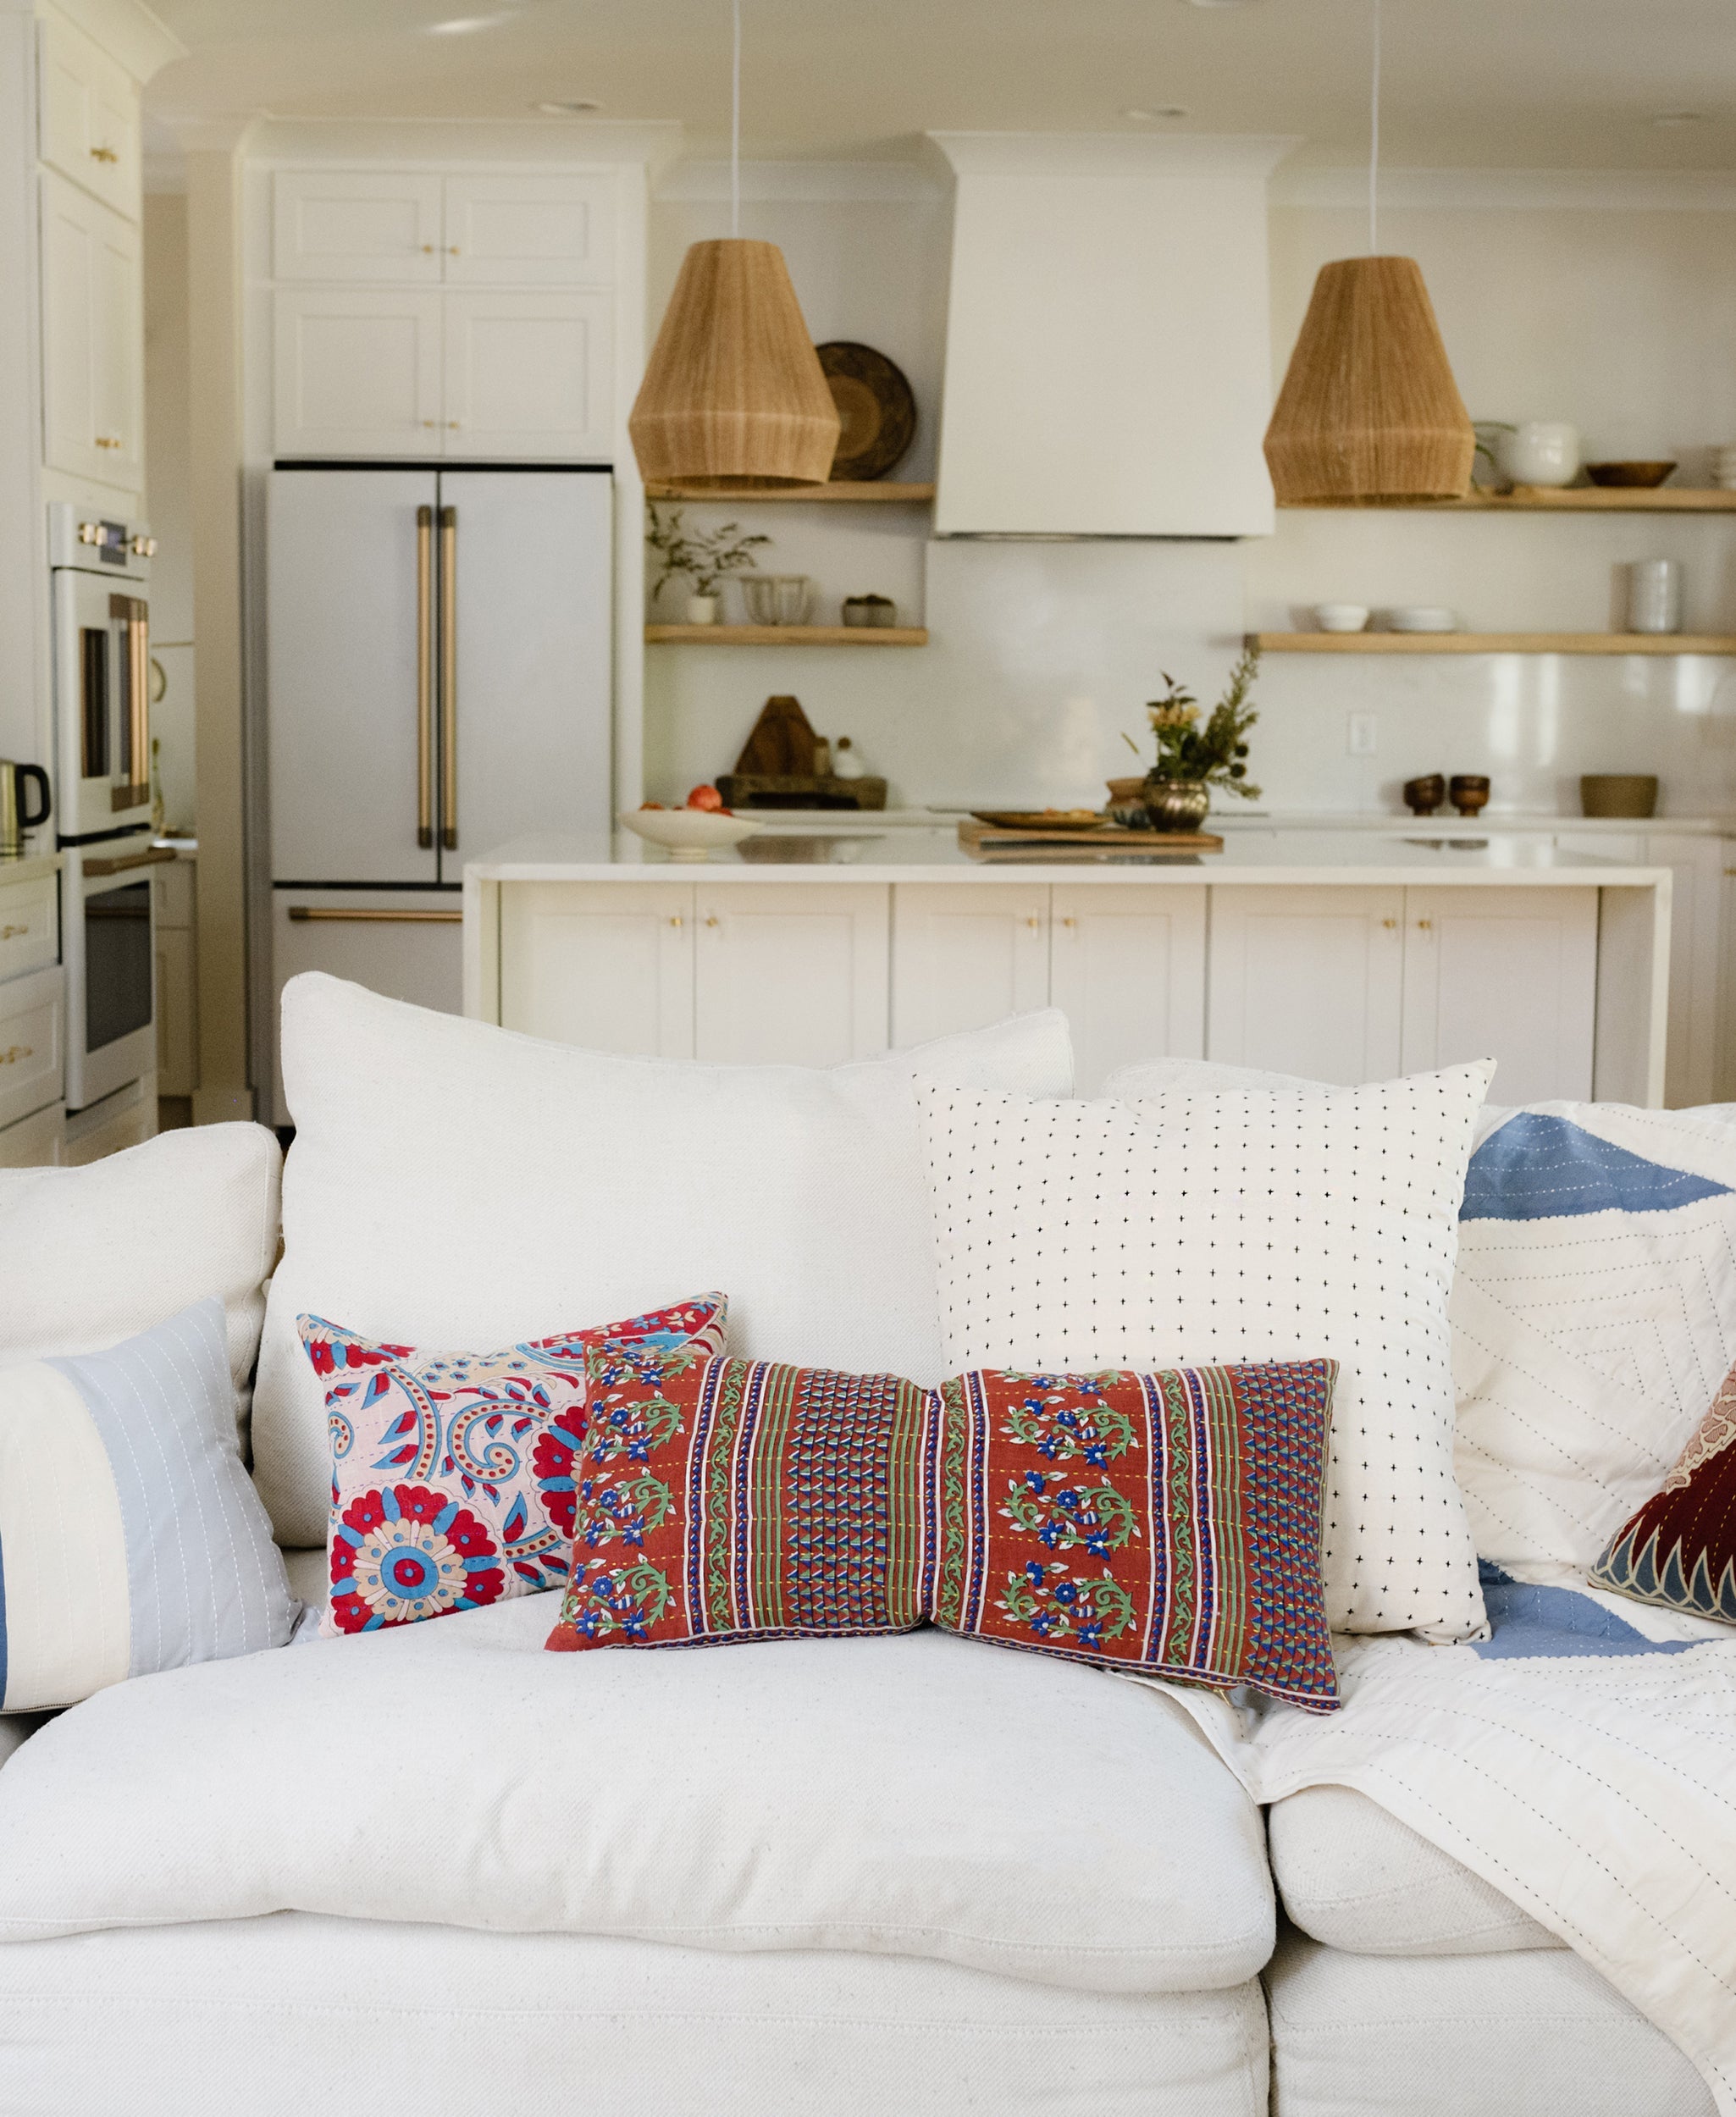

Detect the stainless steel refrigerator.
xmin=264 ymin=466 xmax=612 ymax=1121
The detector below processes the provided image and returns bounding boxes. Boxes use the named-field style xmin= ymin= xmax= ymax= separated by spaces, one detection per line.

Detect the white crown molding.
xmin=926 ymin=130 xmax=1301 ymax=181
xmin=235 ymin=114 xmax=684 ymax=175
xmin=656 ymin=159 xmax=944 ymax=204
xmin=45 ymin=0 xmax=182 ymax=83
xmin=1273 ymin=165 xmax=1736 ymax=211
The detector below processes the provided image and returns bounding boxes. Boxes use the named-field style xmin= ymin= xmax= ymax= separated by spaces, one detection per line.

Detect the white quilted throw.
xmin=1149 ymin=1570 xmax=1736 ymax=2114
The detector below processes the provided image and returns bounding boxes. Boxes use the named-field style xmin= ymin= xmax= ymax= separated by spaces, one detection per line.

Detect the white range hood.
xmin=928 ymin=132 xmax=1294 ymax=539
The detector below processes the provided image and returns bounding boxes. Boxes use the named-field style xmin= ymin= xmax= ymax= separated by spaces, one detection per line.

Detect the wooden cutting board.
xmin=958 ymin=820 xmax=1224 ymax=856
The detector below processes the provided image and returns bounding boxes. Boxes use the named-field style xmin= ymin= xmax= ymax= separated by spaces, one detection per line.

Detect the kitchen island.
xmin=463 ymin=830 xmax=1670 ymax=1105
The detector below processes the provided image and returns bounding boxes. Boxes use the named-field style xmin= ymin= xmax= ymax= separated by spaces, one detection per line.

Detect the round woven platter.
xmin=815 ymin=342 xmax=917 ymax=481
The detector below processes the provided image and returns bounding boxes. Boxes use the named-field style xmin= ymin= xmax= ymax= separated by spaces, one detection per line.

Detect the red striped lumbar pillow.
xmin=545 ymin=1351 xmax=1340 ymax=1712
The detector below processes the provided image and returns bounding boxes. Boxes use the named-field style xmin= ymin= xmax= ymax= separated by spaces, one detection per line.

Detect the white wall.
xmin=645 ymin=167 xmax=1736 ymax=820
xmin=143 ymin=186 xmax=195 ymax=832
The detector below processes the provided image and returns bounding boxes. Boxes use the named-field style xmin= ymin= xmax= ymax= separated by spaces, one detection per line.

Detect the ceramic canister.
xmin=1500 ymin=423 xmax=1580 ymax=489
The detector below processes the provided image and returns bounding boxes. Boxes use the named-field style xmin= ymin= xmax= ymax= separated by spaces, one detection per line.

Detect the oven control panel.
xmin=47 ymin=502 xmax=153 ymax=578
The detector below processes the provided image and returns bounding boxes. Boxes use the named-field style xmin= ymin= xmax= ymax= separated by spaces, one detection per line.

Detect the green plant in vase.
xmin=645 ymin=504 xmax=771 ymax=625
xmin=1121 ymin=644 xmax=1261 ymax=832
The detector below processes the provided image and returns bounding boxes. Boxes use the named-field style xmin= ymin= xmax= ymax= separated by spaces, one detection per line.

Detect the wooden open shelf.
xmin=1280 ymin=487 xmax=1736 ymax=514
xmin=645 ymin=481 xmax=935 ymax=505
xmin=1252 ymin=631 xmax=1736 ymax=656
xmin=646 ymin=623 xmax=929 ymax=647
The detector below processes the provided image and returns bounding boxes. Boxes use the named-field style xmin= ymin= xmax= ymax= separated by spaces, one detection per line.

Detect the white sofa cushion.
xmin=0 ymin=1599 xmax=1272 ymax=1994
xmin=0 ymin=1125 xmax=282 ymax=1436
xmin=0 ymin=1917 xmax=1271 ymax=2117
xmin=1267 ymin=1785 xmax=1559 ymax=1955
xmin=255 ymin=976 xmax=1071 ymax=1547
xmin=1264 ymin=1931 xmax=1716 ymax=2117
xmin=915 ymin=1068 xmax=1492 ymax=1639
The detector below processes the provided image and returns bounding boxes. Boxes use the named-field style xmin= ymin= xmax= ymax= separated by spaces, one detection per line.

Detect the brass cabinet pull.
xmin=1381 ymin=917 xmax=1398 ymax=929
xmin=704 ymin=915 xmax=720 ymax=927
xmin=440 ymin=506 xmax=458 ymax=850
xmin=416 ymin=505 xmax=434 ymax=848
xmin=89 ymin=146 xmax=119 ymax=163
xmin=288 ymin=907 xmax=461 ymax=923
xmin=0 ymin=924 xmax=28 ymax=941
xmin=0 ymin=1045 xmax=33 ymax=1065
xmin=421 ymin=243 xmax=435 ymax=253
xmin=666 ymin=915 xmax=683 ymax=929
xmin=1025 ymin=915 xmax=1041 ymax=931
xmin=1415 ymin=918 xmax=1434 ymax=931
xmin=1060 ymin=915 xmax=1077 ymax=930
xmin=95 ymin=435 xmax=122 ymax=449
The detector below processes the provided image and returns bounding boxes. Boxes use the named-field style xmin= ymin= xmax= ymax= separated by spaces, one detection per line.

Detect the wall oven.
xmin=48 ymin=504 xmax=161 ymax=1113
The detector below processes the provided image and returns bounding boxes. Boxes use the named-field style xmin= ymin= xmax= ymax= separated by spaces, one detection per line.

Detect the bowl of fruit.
xmin=619 ymin=787 xmax=765 ymax=860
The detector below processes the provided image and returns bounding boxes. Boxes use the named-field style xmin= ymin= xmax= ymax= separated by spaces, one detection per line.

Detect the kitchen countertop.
xmin=467 ymin=829 xmax=1670 ymax=889
xmin=706 ymin=807 xmax=1734 ymax=837
xmin=0 ymin=847 xmax=64 ymax=885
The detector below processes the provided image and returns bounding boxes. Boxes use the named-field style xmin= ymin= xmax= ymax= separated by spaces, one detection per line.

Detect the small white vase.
xmin=1500 ymin=423 xmax=1580 ymax=489
xmin=685 ymin=594 xmax=719 ymax=626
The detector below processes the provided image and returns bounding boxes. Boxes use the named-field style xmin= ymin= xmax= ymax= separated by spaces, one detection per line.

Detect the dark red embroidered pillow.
xmin=546 ymin=1351 xmax=1340 ymax=1711
xmin=1591 ymin=1361 xmax=1736 ymax=1623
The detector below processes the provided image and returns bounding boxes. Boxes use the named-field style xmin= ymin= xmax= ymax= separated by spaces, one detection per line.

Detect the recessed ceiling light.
xmin=424 ymin=10 xmax=517 ymax=35
xmin=535 ymin=98 xmax=602 ymax=114
xmin=1124 ymin=106 xmax=1189 ymax=121
xmin=1652 ymin=110 xmax=1708 ymax=127
xmin=1183 ymin=0 xmax=1265 ymax=9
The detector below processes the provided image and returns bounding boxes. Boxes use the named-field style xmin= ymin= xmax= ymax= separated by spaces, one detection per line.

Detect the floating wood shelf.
xmin=1280 ymin=487 xmax=1736 ymax=514
xmin=1251 ymin=631 xmax=1736 ymax=656
xmin=645 ymin=623 xmax=929 ymax=646
xmin=644 ymin=481 xmax=935 ymax=504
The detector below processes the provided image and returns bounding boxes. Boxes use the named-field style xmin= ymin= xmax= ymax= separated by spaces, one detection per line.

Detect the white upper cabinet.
xmin=443 ymin=291 xmax=613 ymax=459
xmin=441 ymin=174 xmax=614 ymax=285
xmin=37 ymin=9 xmax=140 ymax=222
xmin=41 ymin=170 xmax=142 ymax=488
xmin=273 ymin=171 xmax=445 ymax=284
xmin=929 ymin=134 xmax=1285 ymax=539
xmin=274 ymin=290 xmax=444 ymax=458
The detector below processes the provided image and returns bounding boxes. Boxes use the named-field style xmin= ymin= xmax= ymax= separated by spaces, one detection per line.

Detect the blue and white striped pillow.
xmin=0 ymin=1298 xmax=294 ymax=1711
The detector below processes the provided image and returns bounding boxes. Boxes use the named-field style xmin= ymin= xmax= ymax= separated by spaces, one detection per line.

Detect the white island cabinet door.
xmin=1050 ymin=884 xmax=1206 ymax=1095
xmin=891 ymin=884 xmax=1050 ymax=1049
xmin=694 ymin=884 xmax=888 ymax=1067
xmin=1208 ymin=884 xmax=1404 ymax=1085
xmin=499 ymin=882 xmax=694 ymax=1059
xmin=1400 ymin=887 xmax=1597 ymax=1104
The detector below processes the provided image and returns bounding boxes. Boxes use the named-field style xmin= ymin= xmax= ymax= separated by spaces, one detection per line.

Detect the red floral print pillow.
xmin=300 ymin=1295 xmax=727 ymax=1636
xmin=1591 ymin=1359 xmax=1736 ymax=1623
xmin=545 ymin=1350 xmax=1340 ymax=1712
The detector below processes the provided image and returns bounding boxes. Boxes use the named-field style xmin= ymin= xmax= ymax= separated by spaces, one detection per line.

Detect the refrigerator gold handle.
xmin=440 ymin=506 xmax=457 ymax=853
xmin=288 ymin=906 xmax=461 ymax=924
xmin=416 ymin=506 xmax=434 ymax=850
xmin=129 ymin=599 xmax=149 ymax=800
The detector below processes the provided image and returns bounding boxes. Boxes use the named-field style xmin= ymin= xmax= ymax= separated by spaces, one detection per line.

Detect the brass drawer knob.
xmin=0 ymin=1045 xmax=32 ymax=1066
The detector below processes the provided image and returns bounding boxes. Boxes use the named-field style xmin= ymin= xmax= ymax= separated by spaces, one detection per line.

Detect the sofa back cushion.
xmin=254 ymin=976 xmax=1072 ymax=1548
xmin=0 ymin=1125 xmax=283 ymax=1440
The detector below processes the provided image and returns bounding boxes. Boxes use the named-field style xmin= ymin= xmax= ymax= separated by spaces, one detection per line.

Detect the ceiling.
xmin=142 ymin=0 xmax=1736 ymax=171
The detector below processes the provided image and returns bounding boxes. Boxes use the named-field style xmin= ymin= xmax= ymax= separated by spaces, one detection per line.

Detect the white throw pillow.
xmin=1451 ymin=1101 xmax=1736 ymax=1567
xmin=0 ymin=1125 xmax=283 ymax=1437
xmin=916 ymin=1065 xmax=1495 ymax=1639
xmin=253 ymin=975 xmax=1073 ymax=1548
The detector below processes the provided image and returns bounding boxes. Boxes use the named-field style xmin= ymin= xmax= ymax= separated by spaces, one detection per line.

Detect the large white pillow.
xmin=916 ymin=1065 xmax=1494 ymax=1639
xmin=0 ymin=1125 xmax=283 ymax=1436
xmin=254 ymin=975 xmax=1072 ymax=1547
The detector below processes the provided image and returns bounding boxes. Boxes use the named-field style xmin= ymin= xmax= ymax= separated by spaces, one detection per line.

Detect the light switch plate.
xmin=1347 ymin=712 xmax=1379 ymax=756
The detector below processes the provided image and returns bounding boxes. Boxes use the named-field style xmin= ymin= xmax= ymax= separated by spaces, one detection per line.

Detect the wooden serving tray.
xmin=958 ymin=820 xmax=1224 ymax=856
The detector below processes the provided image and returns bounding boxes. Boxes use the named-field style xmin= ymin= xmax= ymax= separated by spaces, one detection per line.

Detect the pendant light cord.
xmin=730 ymin=0 xmax=742 ymax=239
xmin=1368 ymin=0 xmax=1381 ymax=255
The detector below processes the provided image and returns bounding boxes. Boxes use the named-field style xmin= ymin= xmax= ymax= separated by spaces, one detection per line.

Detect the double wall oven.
xmin=48 ymin=504 xmax=163 ymax=1113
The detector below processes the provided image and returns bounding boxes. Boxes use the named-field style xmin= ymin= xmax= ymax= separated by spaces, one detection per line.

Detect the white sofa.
xmin=0 ymin=987 xmax=1713 ymax=2116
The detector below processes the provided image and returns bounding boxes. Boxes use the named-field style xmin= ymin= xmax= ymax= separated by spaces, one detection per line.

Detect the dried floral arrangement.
xmin=1124 ymin=644 xmax=1262 ymax=799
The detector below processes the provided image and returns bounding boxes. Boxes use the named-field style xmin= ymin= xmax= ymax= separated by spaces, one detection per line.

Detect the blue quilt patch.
xmin=1460 ymin=1112 xmax=1732 ymax=1222
xmin=1471 ymin=1561 xmax=1706 ymax=1661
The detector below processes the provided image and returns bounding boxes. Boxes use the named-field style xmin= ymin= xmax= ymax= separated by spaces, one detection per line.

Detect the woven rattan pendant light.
xmin=628 ymin=2 xmax=839 ymax=486
xmin=1263 ymin=2 xmax=1473 ymax=504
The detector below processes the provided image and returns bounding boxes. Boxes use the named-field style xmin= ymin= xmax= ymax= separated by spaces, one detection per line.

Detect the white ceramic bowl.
xmin=1314 ymin=603 xmax=1370 ymax=633
xmin=1380 ymin=605 xmax=1459 ymax=633
xmin=619 ymin=808 xmax=764 ymax=860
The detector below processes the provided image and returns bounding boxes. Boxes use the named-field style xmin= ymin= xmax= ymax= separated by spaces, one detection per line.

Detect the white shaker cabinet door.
xmin=272 ymin=170 xmax=444 ymax=284
xmin=694 ymin=883 xmax=889 ymax=1067
xmin=441 ymin=174 xmax=616 ymax=286
xmin=1207 ymin=884 xmax=1404 ymax=1085
xmin=40 ymin=171 xmax=141 ymax=488
xmin=1399 ymin=886 xmax=1596 ymax=1105
xmin=37 ymin=10 xmax=139 ymax=222
xmin=499 ymin=882 xmax=694 ymax=1060
xmin=1644 ymin=835 xmax=1722 ymax=1108
xmin=891 ymin=883 xmax=1050 ymax=1049
xmin=442 ymin=291 xmax=614 ymax=460
xmin=1050 ymin=884 xmax=1206 ymax=1095
xmin=274 ymin=289 xmax=444 ymax=458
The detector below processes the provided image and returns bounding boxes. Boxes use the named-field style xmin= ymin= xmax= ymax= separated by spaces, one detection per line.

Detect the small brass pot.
xmin=1142 ymin=777 xmax=1212 ymax=833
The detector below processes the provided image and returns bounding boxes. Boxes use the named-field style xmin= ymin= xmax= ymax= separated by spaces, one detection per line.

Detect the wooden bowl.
xmin=1580 ymin=774 xmax=1658 ymax=819
xmin=1448 ymin=774 xmax=1491 ymax=817
xmin=1584 ymin=461 xmax=1678 ymax=489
